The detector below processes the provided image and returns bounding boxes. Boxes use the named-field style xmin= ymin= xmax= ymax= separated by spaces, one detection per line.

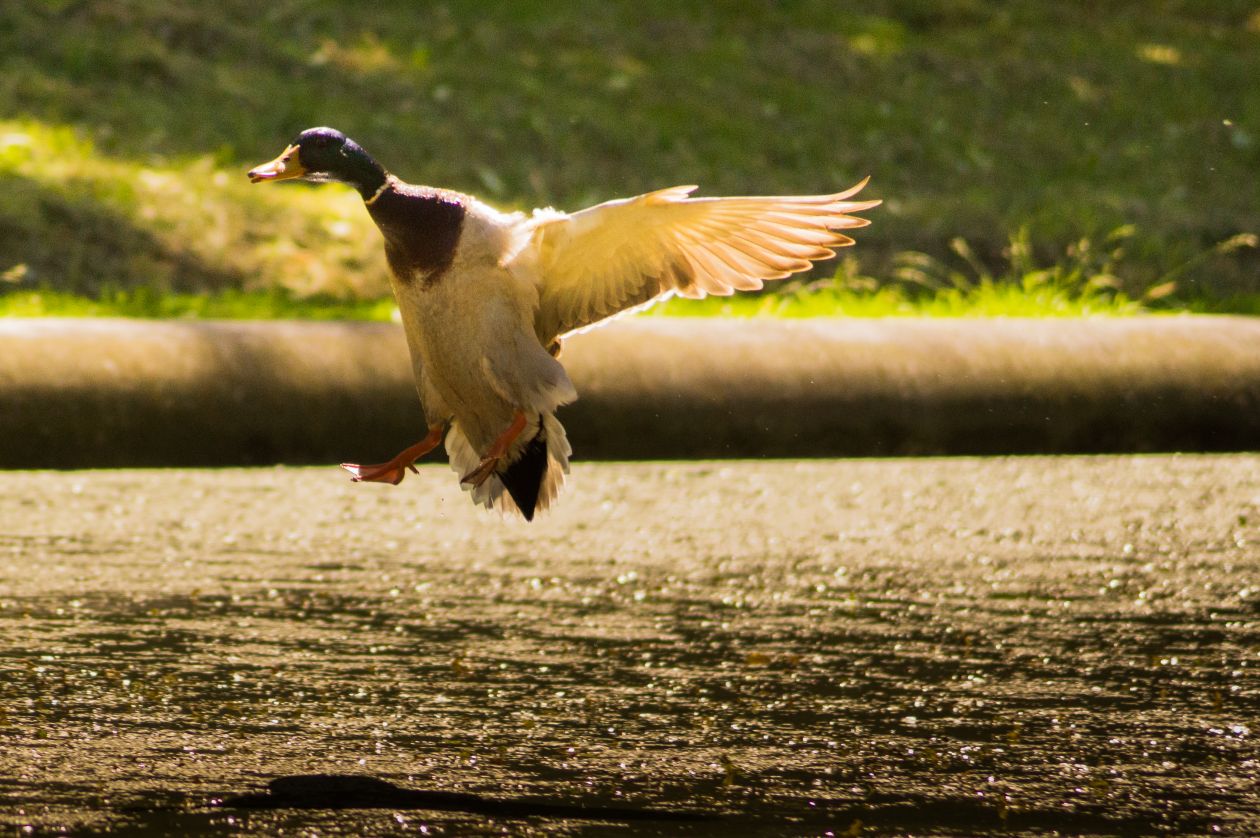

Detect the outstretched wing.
xmin=529 ymin=179 xmax=878 ymax=343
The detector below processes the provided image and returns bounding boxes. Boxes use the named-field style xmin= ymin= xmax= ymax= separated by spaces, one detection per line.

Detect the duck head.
xmin=248 ymin=127 xmax=386 ymax=200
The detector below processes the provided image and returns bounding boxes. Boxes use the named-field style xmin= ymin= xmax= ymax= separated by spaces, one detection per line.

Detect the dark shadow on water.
xmin=82 ymin=774 xmax=1208 ymax=837
xmin=84 ymin=774 xmax=722 ymax=837
xmin=223 ymin=774 xmax=715 ymax=822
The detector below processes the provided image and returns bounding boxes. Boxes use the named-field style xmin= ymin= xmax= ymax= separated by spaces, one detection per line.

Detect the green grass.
xmin=1 ymin=1 xmax=1258 ymax=312
xmin=0 ymin=287 xmax=395 ymax=320
xmin=0 ymin=285 xmax=1143 ymax=320
xmin=5 ymin=282 xmax=1252 ymax=321
xmin=654 ymin=284 xmax=1145 ymax=319
xmin=7 ymin=237 xmax=1257 ymax=320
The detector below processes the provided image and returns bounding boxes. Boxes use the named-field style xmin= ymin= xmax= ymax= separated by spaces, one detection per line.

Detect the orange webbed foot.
xmin=459 ymin=411 xmax=528 ymax=489
xmin=341 ymin=425 xmax=446 ymax=487
xmin=460 ymin=456 xmax=501 ymax=489
xmin=340 ymin=460 xmax=418 ymax=485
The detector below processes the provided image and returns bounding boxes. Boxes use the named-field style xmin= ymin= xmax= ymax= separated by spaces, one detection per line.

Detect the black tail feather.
xmin=500 ymin=430 xmax=548 ymax=521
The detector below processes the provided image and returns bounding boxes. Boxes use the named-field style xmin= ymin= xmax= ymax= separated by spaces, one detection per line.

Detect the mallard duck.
xmin=248 ymin=127 xmax=878 ymax=520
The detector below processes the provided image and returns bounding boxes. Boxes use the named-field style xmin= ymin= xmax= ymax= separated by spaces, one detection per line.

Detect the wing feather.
xmin=723 ymin=233 xmax=814 ymax=271
xmin=700 ymin=243 xmax=764 ymax=291
xmin=529 ymin=180 xmax=879 ymax=341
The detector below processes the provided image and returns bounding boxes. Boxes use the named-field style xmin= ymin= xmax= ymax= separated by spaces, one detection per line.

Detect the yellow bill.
xmin=247 ymin=144 xmax=306 ymax=183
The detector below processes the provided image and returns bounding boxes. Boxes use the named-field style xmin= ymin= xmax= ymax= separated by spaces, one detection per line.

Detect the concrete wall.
xmin=1 ymin=317 xmax=1257 ymax=468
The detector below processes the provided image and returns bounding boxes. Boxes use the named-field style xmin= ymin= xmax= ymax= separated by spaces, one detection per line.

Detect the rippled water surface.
xmin=1 ymin=457 xmax=1258 ymax=835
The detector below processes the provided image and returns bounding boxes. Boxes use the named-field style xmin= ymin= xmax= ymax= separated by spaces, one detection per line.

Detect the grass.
xmin=0 ymin=285 xmax=1144 ymax=321
xmin=1 ymin=2 xmax=1258 ymax=312
xmin=6 ymin=230 xmax=1256 ymax=320
xmin=0 ymin=286 xmax=395 ymax=320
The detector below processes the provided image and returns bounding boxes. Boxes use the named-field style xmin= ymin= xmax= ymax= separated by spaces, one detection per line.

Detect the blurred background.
xmin=1 ymin=0 xmax=1257 ymax=316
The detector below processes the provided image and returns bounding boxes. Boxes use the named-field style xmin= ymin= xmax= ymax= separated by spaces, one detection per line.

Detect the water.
xmin=1 ymin=457 xmax=1257 ymax=834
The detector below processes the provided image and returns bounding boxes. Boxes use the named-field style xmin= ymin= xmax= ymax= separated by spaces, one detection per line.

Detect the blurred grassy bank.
xmin=1 ymin=1 xmax=1258 ymax=314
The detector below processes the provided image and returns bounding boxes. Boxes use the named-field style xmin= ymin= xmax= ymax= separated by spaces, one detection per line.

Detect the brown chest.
xmin=369 ymin=185 xmax=467 ymax=286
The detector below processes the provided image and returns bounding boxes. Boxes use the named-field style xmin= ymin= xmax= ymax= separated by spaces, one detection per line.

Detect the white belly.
xmin=393 ymin=260 xmax=575 ymax=452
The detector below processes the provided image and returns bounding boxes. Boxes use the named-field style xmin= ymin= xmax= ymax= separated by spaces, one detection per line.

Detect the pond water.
xmin=1 ymin=457 xmax=1257 ymax=835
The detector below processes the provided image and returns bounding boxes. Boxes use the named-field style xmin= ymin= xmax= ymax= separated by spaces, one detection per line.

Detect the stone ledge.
xmin=0 ymin=316 xmax=1256 ymax=468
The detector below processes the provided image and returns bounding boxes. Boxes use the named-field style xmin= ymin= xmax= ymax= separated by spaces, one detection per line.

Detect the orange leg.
xmin=341 ymin=424 xmax=446 ymax=485
xmin=460 ymin=410 xmax=528 ymax=488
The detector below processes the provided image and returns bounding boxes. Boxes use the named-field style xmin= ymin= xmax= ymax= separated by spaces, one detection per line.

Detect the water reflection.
xmin=1 ymin=459 xmax=1256 ymax=834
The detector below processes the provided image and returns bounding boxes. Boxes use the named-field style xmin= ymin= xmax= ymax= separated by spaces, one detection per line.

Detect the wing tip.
xmin=643 ymin=185 xmax=700 ymax=204
xmin=824 ymin=176 xmax=877 ymax=204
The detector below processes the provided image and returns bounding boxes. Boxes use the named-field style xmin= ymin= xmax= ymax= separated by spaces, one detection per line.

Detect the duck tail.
xmin=446 ymin=413 xmax=571 ymax=521
xmin=499 ymin=431 xmax=549 ymax=521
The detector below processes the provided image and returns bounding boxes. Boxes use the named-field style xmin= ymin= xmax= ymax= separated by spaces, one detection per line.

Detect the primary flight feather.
xmin=249 ymin=127 xmax=879 ymax=520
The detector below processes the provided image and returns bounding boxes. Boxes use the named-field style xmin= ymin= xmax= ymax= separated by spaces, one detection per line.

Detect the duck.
xmin=248 ymin=127 xmax=879 ymax=520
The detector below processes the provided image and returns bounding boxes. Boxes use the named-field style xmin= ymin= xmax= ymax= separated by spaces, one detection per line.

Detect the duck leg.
xmin=461 ymin=410 xmax=527 ymax=488
xmin=341 ymin=424 xmax=446 ymax=485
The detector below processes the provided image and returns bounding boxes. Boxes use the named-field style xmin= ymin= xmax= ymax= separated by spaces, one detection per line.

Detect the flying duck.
xmin=248 ymin=127 xmax=878 ymax=520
